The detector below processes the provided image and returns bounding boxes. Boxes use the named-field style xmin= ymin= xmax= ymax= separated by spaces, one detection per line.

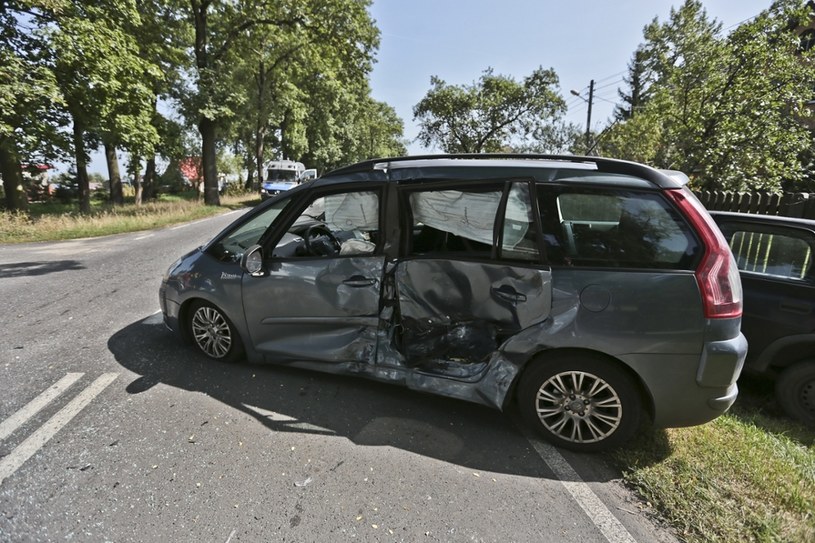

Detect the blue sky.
xmin=369 ymin=0 xmax=774 ymax=153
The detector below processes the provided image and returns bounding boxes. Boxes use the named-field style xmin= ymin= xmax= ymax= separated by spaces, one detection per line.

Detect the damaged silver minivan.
xmin=160 ymin=155 xmax=747 ymax=452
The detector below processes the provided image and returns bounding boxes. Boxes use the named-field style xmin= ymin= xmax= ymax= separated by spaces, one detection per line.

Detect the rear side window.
xmin=406 ymin=181 xmax=541 ymax=262
xmin=720 ymin=223 xmax=813 ymax=281
xmin=538 ymin=187 xmax=700 ymax=269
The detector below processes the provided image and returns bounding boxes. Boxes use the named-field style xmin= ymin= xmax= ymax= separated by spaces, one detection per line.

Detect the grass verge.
xmin=613 ymin=377 xmax=815 ymax=543
xmin=0 ymin=192 xmax=259 ymax=243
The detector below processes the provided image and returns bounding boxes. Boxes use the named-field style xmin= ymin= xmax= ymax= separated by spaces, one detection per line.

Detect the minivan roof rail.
xmin=324 ymin=153 xmax=684 ymax=189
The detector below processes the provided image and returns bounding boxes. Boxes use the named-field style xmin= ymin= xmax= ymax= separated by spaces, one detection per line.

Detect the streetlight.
xmin=570 ymin=80 xmax=595 ymax=154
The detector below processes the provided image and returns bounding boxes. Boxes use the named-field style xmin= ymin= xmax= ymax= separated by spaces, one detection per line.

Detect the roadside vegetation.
xmin=614 ymin=377 xmax=815 ymax=543
xmin=0 ymin=190 xmax=257 ymax=244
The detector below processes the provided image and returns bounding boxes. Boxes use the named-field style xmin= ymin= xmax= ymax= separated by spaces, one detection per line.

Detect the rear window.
xmin=718 ymin=223 xmax=813 ymax=281
xmin=538 ymin=187 xmax=700 ymax=269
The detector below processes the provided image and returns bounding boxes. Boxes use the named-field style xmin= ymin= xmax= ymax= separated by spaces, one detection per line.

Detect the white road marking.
xmin=132 ymin=233 xmax=154 ymax=241
xmin=0 ymin=373 xmax=119 ymax=486
xmin=0 ymin=373 xmax=84 ymax=441
xmin=525 ymin=434 xmax=638 ymax=543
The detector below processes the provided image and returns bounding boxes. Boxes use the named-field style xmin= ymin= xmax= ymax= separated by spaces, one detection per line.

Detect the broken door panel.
xmin=395 ymin=259 xmax=552 ymax=369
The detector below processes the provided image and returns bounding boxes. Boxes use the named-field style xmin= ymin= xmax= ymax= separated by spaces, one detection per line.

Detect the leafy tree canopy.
xmin=601 ymin=0 xmax=815 ymax=192
xmin=413 ymin=67 xmax=567 ymax=154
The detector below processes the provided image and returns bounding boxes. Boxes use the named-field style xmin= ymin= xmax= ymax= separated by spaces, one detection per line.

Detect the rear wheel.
xmin=187 ymin=300 xmax=245 ymax=363
xmin=518 ymin=353 xmax=642 ymax=452
xmin=776 ymin=361 xmax=815 ymax=427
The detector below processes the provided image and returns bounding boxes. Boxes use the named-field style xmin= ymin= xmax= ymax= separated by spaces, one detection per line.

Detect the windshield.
xmin=267 ymin=168 xmax=298 ymax=182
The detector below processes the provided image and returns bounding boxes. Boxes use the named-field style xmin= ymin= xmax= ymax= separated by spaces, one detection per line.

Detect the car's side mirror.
xmin=240 ymin=244 xmax=265 ymax=277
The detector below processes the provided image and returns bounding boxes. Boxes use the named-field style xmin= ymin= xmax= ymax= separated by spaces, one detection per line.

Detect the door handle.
xmin=343 ymin=276 xmax=377 ymax=288
xmin=492 ymin=285 xmax=527 ymax=303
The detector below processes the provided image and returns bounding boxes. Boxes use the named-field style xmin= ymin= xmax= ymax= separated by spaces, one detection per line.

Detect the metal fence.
xmin=694 ymin=191 xmax=815 ymax=219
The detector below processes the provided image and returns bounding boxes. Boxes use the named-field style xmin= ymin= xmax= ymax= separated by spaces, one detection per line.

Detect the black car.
xmin=712 ymin=211 xmax=815 ymax=425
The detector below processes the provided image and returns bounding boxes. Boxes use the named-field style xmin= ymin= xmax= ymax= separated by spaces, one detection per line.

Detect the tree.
xmin=47 ymin=1 xmax=159 ymax=213
xmin=352 ymin=98 xmax=407 ymax=160
xmin=1 ymin=3 xmax=69 ymax=211
xmin=180 ymin=0 xmax=379 ymax=205
xmin=614 ymin=46 xmax=652 ymax=121
xmin=601 ymin=0 xmax=815 ymax=192
xmin=413 ymin=67 xmax=567 ymax=153
xmin=220 ymin=0 xmax=382 ymax=183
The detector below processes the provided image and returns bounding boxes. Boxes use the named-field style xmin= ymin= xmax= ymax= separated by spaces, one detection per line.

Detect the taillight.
xmin=665 ymin=188 xmax=742 ymax=319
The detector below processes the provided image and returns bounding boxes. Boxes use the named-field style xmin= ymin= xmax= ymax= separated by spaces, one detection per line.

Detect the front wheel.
xmin=776 ymin=361 xmax=815 ymax=427
xmin=518 ymin=353 xmax=642 ymax=452
xmin=187 ymin=301 xmax=245 ymax=363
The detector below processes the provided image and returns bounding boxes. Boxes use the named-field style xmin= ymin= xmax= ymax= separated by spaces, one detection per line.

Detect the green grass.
xmin=0 ymin=191 xmax=259 ymax=243
xmin=613 ymin=377 xmax=815 ymax=543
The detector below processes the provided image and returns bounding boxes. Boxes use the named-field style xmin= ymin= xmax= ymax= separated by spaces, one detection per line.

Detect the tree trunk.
xmin=0 ymin=137 xmax=28 ymax=212
xmin=104 ymin=142 xmax=124 ymax=206
xmin=199 ymin=116 xmax=220 ymax=205
xmin=132 ymin=157 xmax=143 ymax=205
xmin=143 ymin=156 xmax=157 ymax=200
xmin=245 ymin=159 xmax=255 ymax=191
xmin=254 ymin=127 xmax=266 ymax=191
xmin=72 ymin=120 xmax=91 ymax=214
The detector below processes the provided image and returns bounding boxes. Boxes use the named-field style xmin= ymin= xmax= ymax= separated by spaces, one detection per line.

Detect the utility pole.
xmin=585 ymin=79 xmax=594 ymax=153
xmin=570 ymin=79 xmax=595 ymax=154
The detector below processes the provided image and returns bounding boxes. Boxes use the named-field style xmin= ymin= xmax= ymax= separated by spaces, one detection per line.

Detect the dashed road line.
xmin=0 ymin=373 xmax=119 ymax=486
xmin=525 ymin=433 xmax=638 ymax=543
xmin=0 ymin=373 xmax=84 ymax=441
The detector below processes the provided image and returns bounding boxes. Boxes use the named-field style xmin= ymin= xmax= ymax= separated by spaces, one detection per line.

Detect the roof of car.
xmin=320 ymin=154 xmax=688 ymax=190
xmin=710 ymin=211 xmax=815 ymax=230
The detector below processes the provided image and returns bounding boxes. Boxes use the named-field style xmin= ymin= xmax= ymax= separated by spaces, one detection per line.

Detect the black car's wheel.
xmin=518 ymin=353 xmax=642 ymax=452
xmin=188 ymin=301 xmax=244 ymax=362
xmin=776 ymin=361 xmax=815 ymax=427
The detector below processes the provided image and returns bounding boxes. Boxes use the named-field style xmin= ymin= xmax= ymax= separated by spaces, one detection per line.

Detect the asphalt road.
xmin=0 ymin=211 xmax=679 ymax=543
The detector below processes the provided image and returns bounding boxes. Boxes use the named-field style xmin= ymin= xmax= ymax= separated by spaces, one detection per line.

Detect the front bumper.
xmin=159 ymin=282 xmax=181 ymax=334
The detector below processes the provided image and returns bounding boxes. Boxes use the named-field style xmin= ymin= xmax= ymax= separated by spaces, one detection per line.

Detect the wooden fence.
xmin=694 ymin=191 xmax=815 ymax=220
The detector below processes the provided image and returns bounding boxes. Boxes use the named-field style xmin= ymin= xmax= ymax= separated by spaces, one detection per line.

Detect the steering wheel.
xmin=304 ymin=224 xmax=341 ymax=256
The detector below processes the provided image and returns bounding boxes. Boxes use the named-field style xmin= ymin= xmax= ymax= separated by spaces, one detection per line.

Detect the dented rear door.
xmin=391 ymin=180 xmax=552 ymax=371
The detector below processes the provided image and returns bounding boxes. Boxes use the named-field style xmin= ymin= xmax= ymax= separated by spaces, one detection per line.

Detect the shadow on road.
xmin=0 ymin=260 xmax=85 ymax=278
xmin=108 ymin=316 xmax=646 ymax=482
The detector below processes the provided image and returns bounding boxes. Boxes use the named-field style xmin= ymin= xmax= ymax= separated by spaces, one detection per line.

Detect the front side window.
xmin=539 ymin=187 xmax=699 ymax=269
xmin=722 ymin=225 xmax=813 ymax=281
xmin=274 ymin=190 xmax=380 ymax=258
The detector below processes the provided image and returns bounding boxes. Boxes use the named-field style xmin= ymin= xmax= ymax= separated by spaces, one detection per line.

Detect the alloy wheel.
xmin=534 ymin=370 xmax=623 ymax=444
xmin=191 ymin=305 xmax=233 ymax=359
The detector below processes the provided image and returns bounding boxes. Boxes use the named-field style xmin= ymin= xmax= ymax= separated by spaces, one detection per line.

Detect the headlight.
xmin=163 ymin=257 xmax=184 ymax=283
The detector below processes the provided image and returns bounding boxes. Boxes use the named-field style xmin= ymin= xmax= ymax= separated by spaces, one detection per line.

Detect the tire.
xmin=187 ymin=300 xmax=245 ymax=363
xmin=775 ymin=361 xmax=815 ymax=427
xmin=518 ymin=353 xmax=642 ymax=452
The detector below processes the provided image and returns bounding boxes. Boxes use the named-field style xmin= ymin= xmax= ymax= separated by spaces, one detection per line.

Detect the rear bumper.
xmin=624 ymin=332 xmax=748 ymax=428
xmin=697 ymin=333 xmax=748 ymax=388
